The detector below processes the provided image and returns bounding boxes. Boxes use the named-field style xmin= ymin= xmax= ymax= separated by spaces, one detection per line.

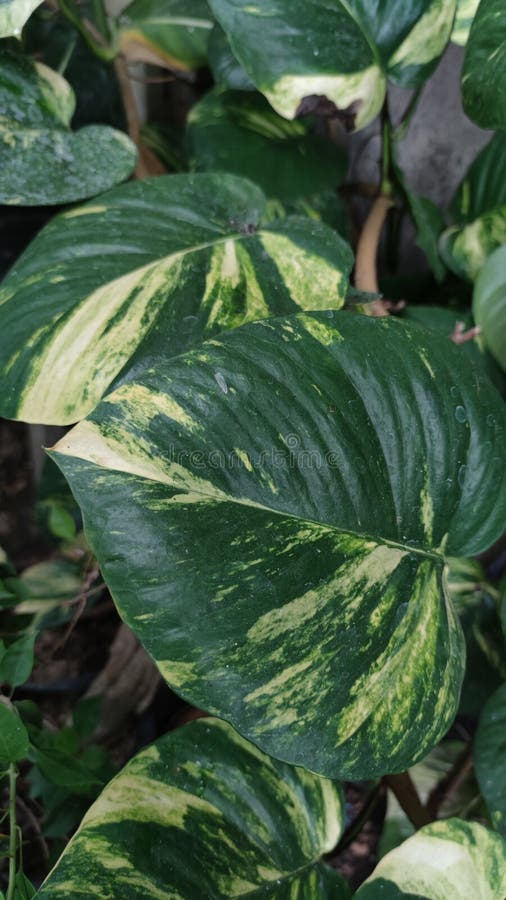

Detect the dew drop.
xmin=455 ymin=405 xmax=467 ymax=423
xmin=487 ymin=413 xmax=495 ymax=427
xmin=458 ymin=464 xmax=467 ymax=488
xmin=214 ymin=372 xmax=228 ymax=394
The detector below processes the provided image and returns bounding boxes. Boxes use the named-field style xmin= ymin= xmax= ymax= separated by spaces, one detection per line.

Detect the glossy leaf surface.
xmin=187 ymin=90 xmax=347 ymax=203
xmin=52 ymin=313 xmax=506 ymax=778
xmin=37 ymin=718 xmax=348 ymax=899
xmin=356 ymin=818 xmax=506 ymax=899
xmin=473 ymin=244 xmax=506 ymax=372
xmin=0 ymin=0 xmax=42 ymax=38
xmin=462 ymin=0 xmax=506 ymax=130
xmin=475 ymin=683 xmax=506 ymax=838
xmin=208 ymin=0 xmax=457 ymax=130
xmin=0 ymin=173 xmax=352 ymax=424
xmin=0 ymin=50 xmax=136 ymax=205
xmin=119 ymin=0 xmax=213 ymax=69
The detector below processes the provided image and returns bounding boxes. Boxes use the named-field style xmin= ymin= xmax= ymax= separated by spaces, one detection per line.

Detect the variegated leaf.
xmin=0 ymin=0 xmax=42 ymax=38
xmin=473 ymin=245 xmax=506 ymax=372
xmin=462 ymin=0 xmax=506 ymax=130
xmin=439 ymin=211 xmax=506 ymax=281
xmin=0 ymin=173 xmax=353 ymax=425
xmin=186 ymin=90 xmax=348 ymax=203
xmin=207 ymin=0 xmax=457 ymax=131
xmin=475 ymin=683 xmax=506 ymax=839
xmin=0 ymin=50 xmax=137 ymax=206
xmin=118 ymin=0 xmax=214 ymax=69
xmin=37 ymin=717 xmax=349 ymax=899
xmin=451 ymin=0 xmax=480 ymax=46
xmin=51 ymin=313 xmax=506 ymax=778
xmin=356 ymin=818 xmax=506 ymax=899
xmin=440 ymin=135 xmax=506 ymax=281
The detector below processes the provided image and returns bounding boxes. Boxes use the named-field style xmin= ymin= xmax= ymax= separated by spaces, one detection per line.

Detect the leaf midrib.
xmin=54 ymin=442 xmax=444 ymax=564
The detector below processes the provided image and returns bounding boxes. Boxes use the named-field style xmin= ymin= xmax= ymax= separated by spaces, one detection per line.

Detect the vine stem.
xmin=114 ymin=55 xmax=166 ymax=179
xmin=6 ymin=764 xmax=17 ymax=900
xmin=384 ymin=772 xmax=432 ymax=829
xmin=353 ymin=108 xmax=394 ymax=313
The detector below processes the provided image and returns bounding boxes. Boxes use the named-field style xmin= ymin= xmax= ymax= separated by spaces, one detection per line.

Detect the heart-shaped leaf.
xmin=475 ymin=683 xmax=506 ymax=838
xmin=51 ymin=312 xmax=506 ymax=778
xmin=356 ymin=818 xmax=506 ymax=899
xmin=473 ymin=245 xmax=506 ymax=371
xmin=37 ymin=717 xmax=348 ymax=899
xmin=187 ymin=90 xmax=348 ymax=203
xmin=0 ymin=50 xmax=137 ymax=206
xmin=208 ymin=0 xmax=457 ymax=131
xmin=119 ymin=0 xmax=214 ymax=69
xmin=462 ymin=0 xmax=506 ymax=130
xmin=0 ymin=173 xmax=352 ymax=425
xmin=0 ymin=0 xmax=42 ymax=38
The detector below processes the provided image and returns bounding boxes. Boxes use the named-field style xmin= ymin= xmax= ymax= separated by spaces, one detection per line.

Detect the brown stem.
xmin=425 ymin=745 xmax=474 ymax=819
xmin=384 ymin=772 xmax=432 ymax=829
xmin=113 ymin=55 xmax=166 ymax=179
xmin=354 ymin=194 xmax=393 ymax=314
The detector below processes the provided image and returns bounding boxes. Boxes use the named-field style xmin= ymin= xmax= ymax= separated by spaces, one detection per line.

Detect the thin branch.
xmin=384 ymin=771 xmax=432 ymax=829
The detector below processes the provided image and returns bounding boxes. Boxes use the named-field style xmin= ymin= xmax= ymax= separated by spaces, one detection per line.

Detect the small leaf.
xmin=47 ymin=502 xmax=77 ymax=542
xmin=119 ymin=0 xmax=213 ymax=70
xmin=0 ymin=633 xmax=35 ymax=688
xmin=356 ymin=818 xmax=506 ymax=898
xmin=475 ymin=683 xmax=506 ymax=838
xmin=0 ymin=49 xmax=137 ymax=205
xmin=37 ymin=718 xmax=348 ymax=899
xmin=0 ymin=702 xmax=29 ymax=763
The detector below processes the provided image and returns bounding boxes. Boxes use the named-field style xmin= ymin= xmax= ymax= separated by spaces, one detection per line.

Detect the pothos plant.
xmin=1 ymin=0 xmax=506 ymax=896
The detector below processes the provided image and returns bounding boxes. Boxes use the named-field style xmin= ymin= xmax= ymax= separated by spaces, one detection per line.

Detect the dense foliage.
xmin=1 ymin=0 xmax=506 ymax=897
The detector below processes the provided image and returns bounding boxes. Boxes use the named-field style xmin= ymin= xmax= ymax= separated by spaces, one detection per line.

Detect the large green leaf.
xmin=37 ymin=717 xmax=348 ymax=899
xmin=0 ymin=173 xmax=352 ymax=425
xmin=0 ymin=50 xmax=136 ymax=206
xmin=118 ymin=0 xmax=213 ymax=69
xmin=0 ymin=0 xmax=42 ymax=38
xmin=356 ymin=818 xmax=506 ymax=899
xmin=473 ymin=244 xmax=506 ymax=371
xmin=207 ymin=0 xmax=457 ymax=131
xmin=475 ymin=683 xmax=506 ymax=838
xmin=186 ymin=90 xmax=348 ymax=203
xmin=451 ymin=0 xmax=480 ymax=45
xmin=462 ymin=0 xmax=506 ymax=130
xmin=51 ymin=312 xmax=506 ymax=778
